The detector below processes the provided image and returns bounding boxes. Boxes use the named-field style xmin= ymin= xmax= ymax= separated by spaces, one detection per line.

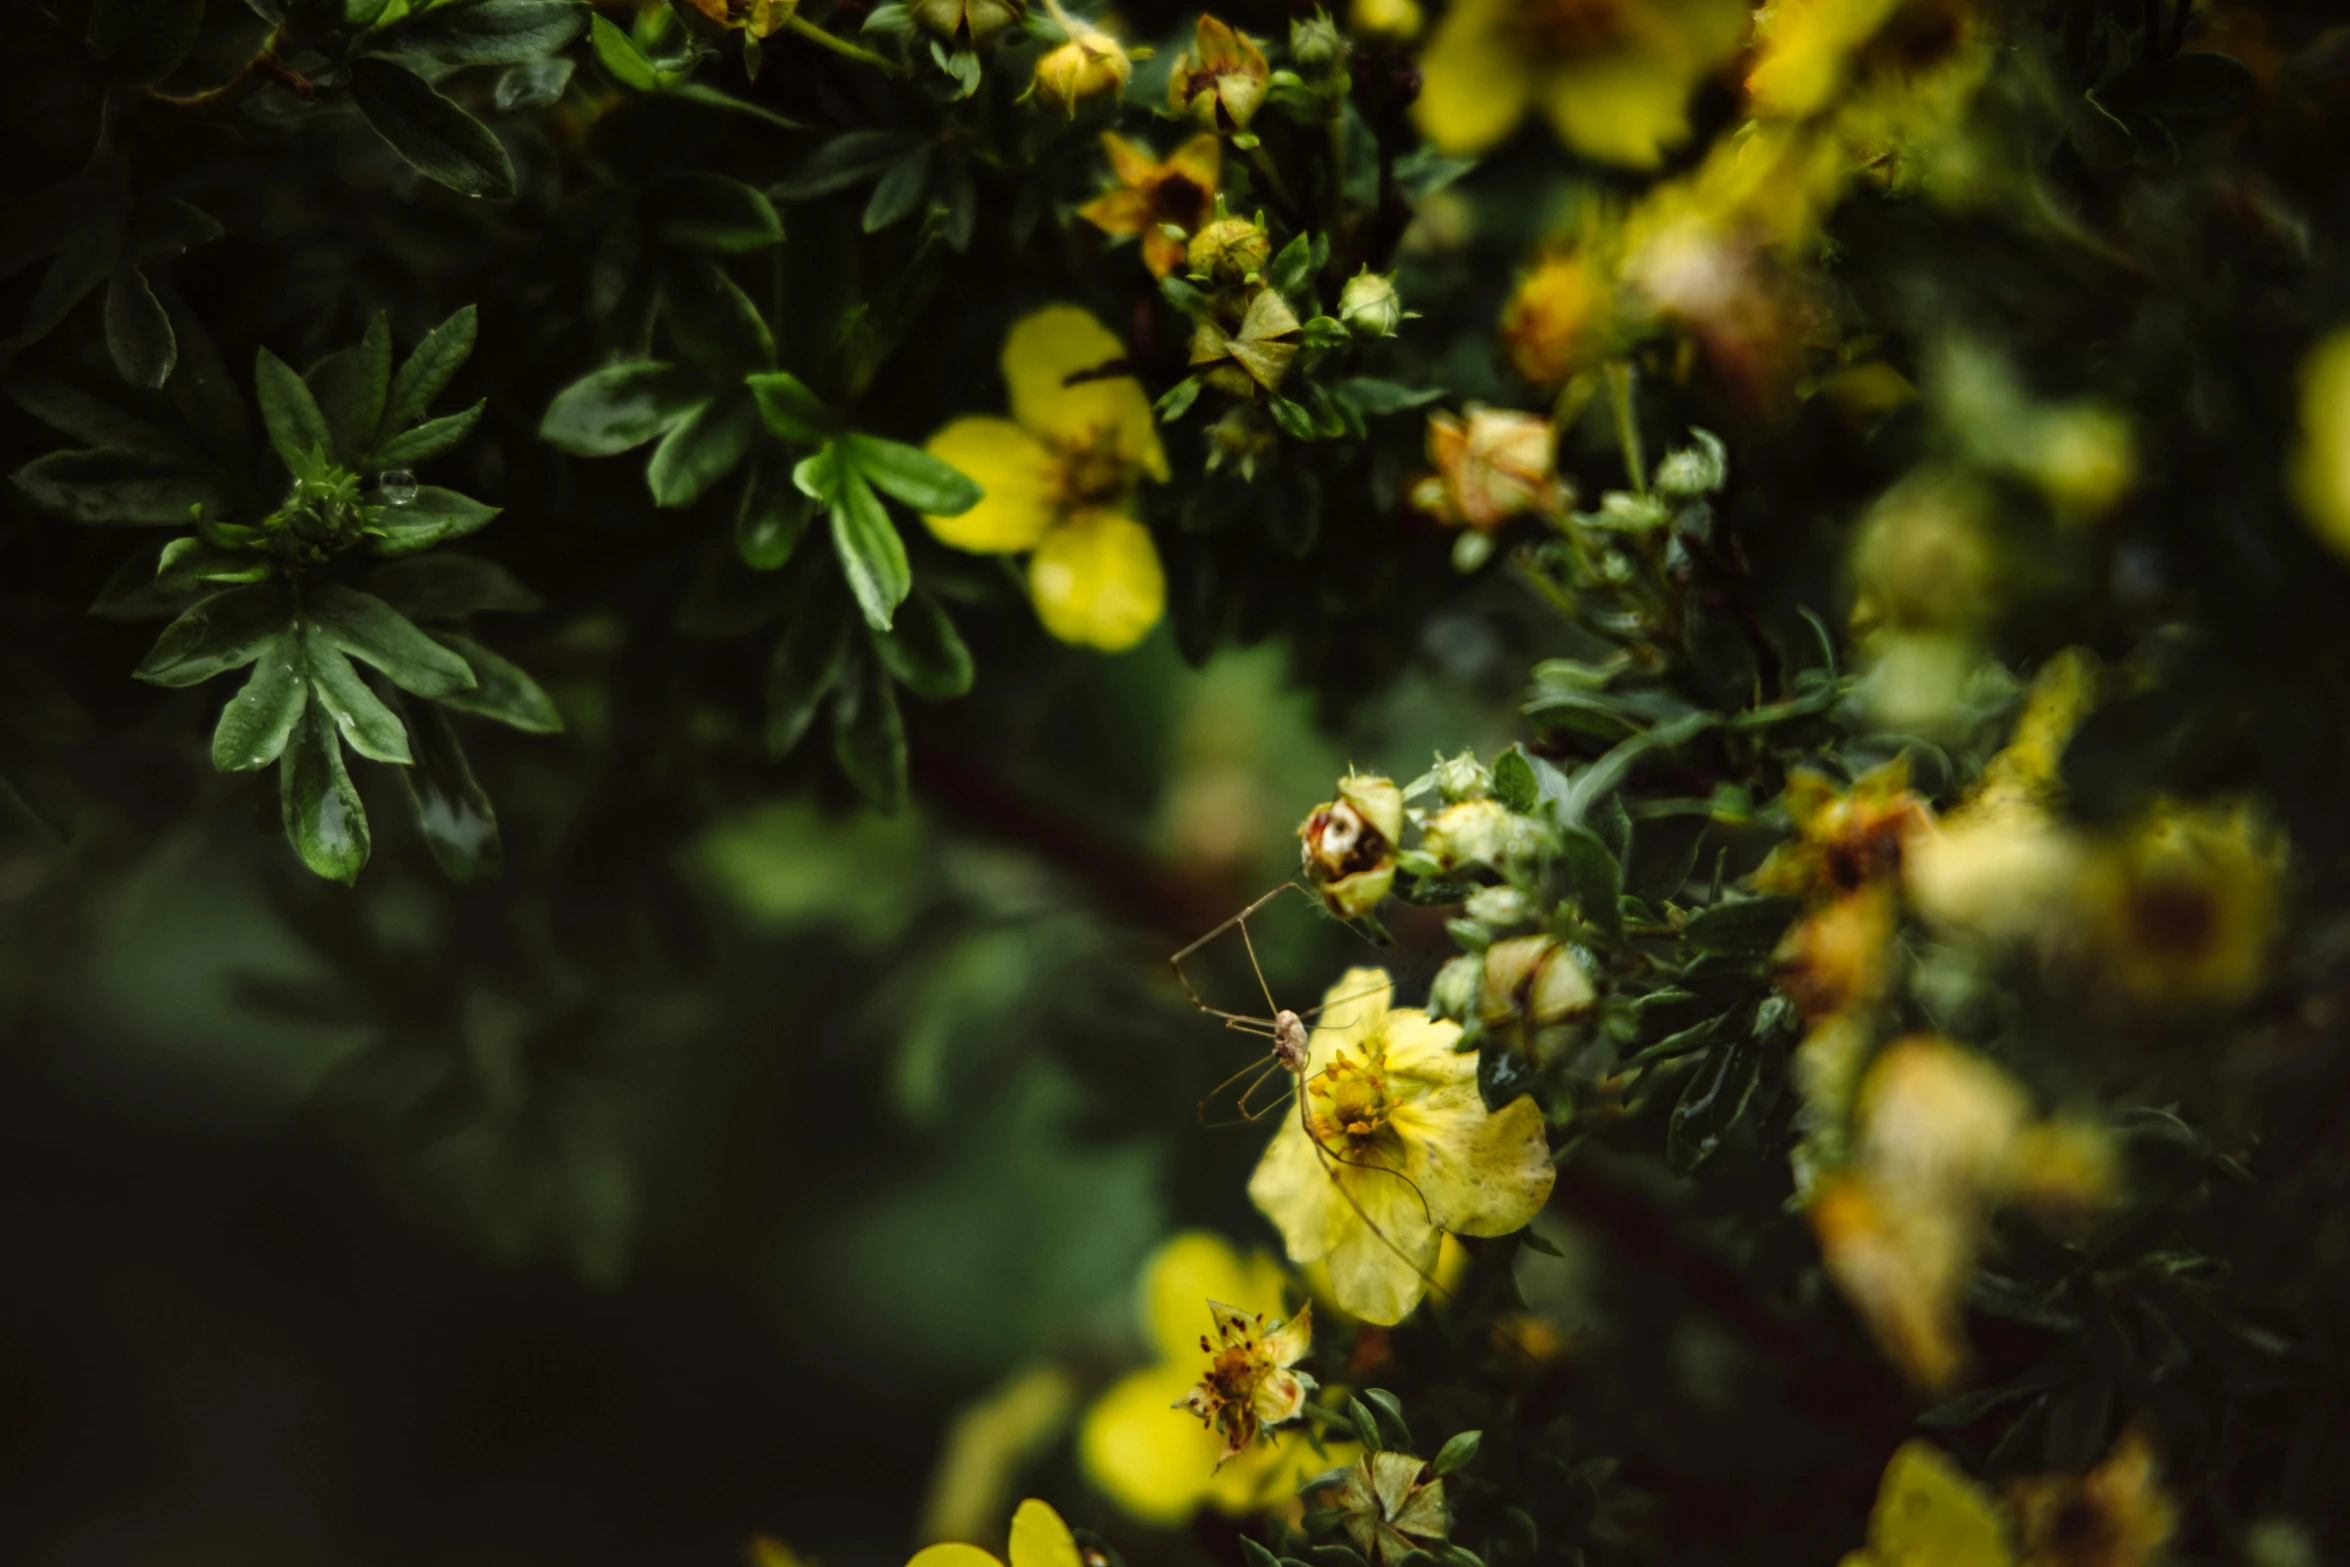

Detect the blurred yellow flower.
xmin=1501 ymin=250 xmax=1617 ymax=390
xmin=1412 ymin=0 xmax=1748 ymax=167
xmin=1249 ymin=968 xmax=1555 ymax=1326
xmin=1029 ymin=2 xmax=1133 ymax=116
xmin=1350 ymin=0 xmax=1422 ymax=43
xmin=1079 ymin=1231 xmax=1356 ymax=1525
xmin=1080 ymin=134 xmax=1222 ymax=279
xmin=919 ymin=1366 xmax=1078 ymax=1546
xmin=1842 ymin=1432 xmax=2176 ymax=1567
xmin=2292 ymin=325 xmax=2350 ymax=559
xmin=923 ymin=307 xmax=1169 ymax=651
xmin=1410 ymin=407 xmax=1569 ymax=533
xmin=2088 ymin=799 xmax=2283 ymax=1009
xmin=909 ymin=1499 xmax=1082 ymax=1567
xmin=1756 ymin=757 xmax=1934 ymax=904
xmin=1748 ymin=0 xmax=1992 ymax=196
xmin=1839 ymin=1440 xmax=2012 ymax=1567
xmin=1177 ymin=1300 xmax=1314 ymax=1466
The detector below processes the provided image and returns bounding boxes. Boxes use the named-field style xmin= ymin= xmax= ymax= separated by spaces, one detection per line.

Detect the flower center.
xmin=2126 ymin=877 xmax=2219 ymax=962
xmin=1520 ymin=0 xmax=1623 ymax=60
xmin=1148 ymin=172 xmax=1212 ymax=233
xmin=1312 ymin=1051 xmax=1394 ymax=1141
xmin=1049 ymin=427 xmax=1132 ymax=513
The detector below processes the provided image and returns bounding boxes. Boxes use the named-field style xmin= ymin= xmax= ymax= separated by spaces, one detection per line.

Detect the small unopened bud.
xmin=1206 ymin=405 xmax=1279 ymax=480
xmin=1479 ymin=936 xmax=1599 ymax=1066
xmin=1428 ymin=953 xmax=1481 ymax=1022
xmin=1030 ymin=29 xmax=1132 ymax=114
xmin=1187 ymin=214 xmax=1271 ymax=285
xmin=1464 ymin=885 xmax=1536 ymax=928
xmin=912 ymin=0 xmax=1023 ymax=46
xmin=1298 ymin=773 xmax=1404 ymax=919
xmin=1432 ymin=749 xmax=1491 ymax=803
xmin=1654 ymin=428 xmax=1728 ymax=500
xmin=1338 ymin=269 xmax=1403 ymax=338
xmin=1421 ymin=797 xmax=1527 ymax=873
xmin=1289 ymin=9 xmax=1345 ymax=71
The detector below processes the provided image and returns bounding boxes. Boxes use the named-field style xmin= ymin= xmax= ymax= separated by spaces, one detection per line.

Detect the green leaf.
xmin=308 ymin=316 xmax=393 ymax=465
xmin=136 ymin=584 xmax=293 ymax=687
xmin=831 ymin=652 xmax=906 ymax=812
xmin=103 ymin=263 xmax=175 ymax=389
xmin=364 ymin=0 xmax=586 ymax=65
xmin=540 ymin=361 xmax=708 ymax=455
xmin=1360 ymin=1388 xmax=1413 ymax=1448
xmin=841 ymin=433 xmax=978 ymax=514
xmin=770 ymin=131 xmax=926 ymax=199
xmin=306 ymin=584 xmax=477 ymax=697
xmin=7 ymin=377 xmax=201 ymax=462
xmin=829 ymin=468 xmax=911 ymax=631
xmin=862 ymin=150 xmax=933 ymax=233
xmin=494 ymin=55 xmax=573 ymax=109
xmin=1328 ymin=377 xmax=1445 ymax=416
xmin=745 ymin=371 xmax=832 ymax=443
xmin=652 ymin=173 xmax=784 ymax=253
xmin=1492 ymin=746 xmax=1538 ymax=812
xmin=767 ymin=593 xmax=852 ymax=756
xmin=91 ymin=0 xmax=203 ymax=85
xmin=1267 ymin=395 xmax=1314 ymax=442
xmin=737 ymin=462 xmax=816 ymax=570
xmin=1344 ymin=1395 xmax=1384 ymax=1454
xmin=380 ymin=304 xmax=479 ymax=442
xmin=1155 ymin=376 xmax=1203 ymax=422
xmin=1681 ymin=895 xmax=1800 ymax=956
xmin=210 ymin=630 xmax=309 ymax=771
xmin=155 ymin=537 xmax=273 ymax=593
xmin=1239 ymin=1539 xmax=1282 ymax=1567
xmin=350 ymin=57 xmax=517 ymax=200
xmin=666 ymin=82 xmax=805 ymax=132
xmin=280 ymin=703 xmax=370 ymax=884
xmin=366 ymin=485 xmax=500 ymax=557
xmin=369 ymin=553 xmax=543 ymax=620
xmin=253 ymin=346 xmax=334 ymax=473
xmin=396 ymin=697 xmax=503 ymax=883
xmin=647 ymin=395 xmax=758 ymax=507
xmin=11 ymin=447 xmax=227 ymax=525
xmin=658 ymin=256 xmax=774 ymax=376
xmin=370 ymin=400 xmax=484 ymax=470
xmin=589 ymin=13 xmax=661 ymax=90
xmin=430 ymin=632 xmax=562 ymax=732
xmin=1433 ymin=1430 xmax=1482 ymax=1477
xmin=1558 ymin=821 xmax=1624 ymax=944
xmin=871 ymin=589 xmax=972 ymax=700
xmin=305 ymin=635 xmax=414 ymax=764
xmin=1267 ymin=233 xmax=1315 ymax=299
xmin=1666 ymin=1038 xmax=1762 ymax=1175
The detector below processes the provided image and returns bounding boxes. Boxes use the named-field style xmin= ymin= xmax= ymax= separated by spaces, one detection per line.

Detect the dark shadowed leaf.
xmin=351 ymin=58 xmax=517 ymax=200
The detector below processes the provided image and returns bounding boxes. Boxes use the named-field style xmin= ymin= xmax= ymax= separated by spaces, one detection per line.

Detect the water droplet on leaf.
xmin=379 ymin=470 xmax=419 ymax=506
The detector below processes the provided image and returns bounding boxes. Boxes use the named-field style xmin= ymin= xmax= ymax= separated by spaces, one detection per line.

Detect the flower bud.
xmin=1298 ymin=773 xmax=1404 ymax=919
xmin=1463 ymin=885 xmax=1536 ymax=928
xmin=1432 ymin=748 xmax=1491 ymax=803
xmin=1187 ymin=214 xmax=1271 ymax=286
xmin=1420 ymin=797 xmax=1532 ymax=872
xmin=1412 ymin=405 xmax=1568 ymax=533
xmin=1030 ymin=29 xmax=1132 ymax=114
xmin=1428 ymin=953 xmax=1482 ymax=1022
xmin=1289 ymin=9 xmax=1345 ymax=72
xmin=912 ymin=0 xmax=1023 ymax=47
xmin=1338 ymin=269 xmax=1403 ymax=338
xmin=1479 ymin=936 xmax=1598 ymax=1065
xmin=1169 ymin=15 xmax=1270 ymax=132
xmin=1653 ymin=428 xmax=1728 ymax=500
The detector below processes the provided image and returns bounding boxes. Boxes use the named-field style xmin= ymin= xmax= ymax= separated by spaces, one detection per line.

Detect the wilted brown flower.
xmin=1168 ymin=16 xmax=1270 ymax=133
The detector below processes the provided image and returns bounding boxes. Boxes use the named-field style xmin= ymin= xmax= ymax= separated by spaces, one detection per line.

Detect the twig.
xmin=146 ymin=24 xmax=310 ymax=108
xmin=785 ymin=14 xmax=908 ymax=77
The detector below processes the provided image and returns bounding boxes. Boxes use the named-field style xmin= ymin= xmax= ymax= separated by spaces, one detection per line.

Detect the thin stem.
xmin=785 ymin=14 xmax=907 ymax=77
xmin=1244 ymin=142 xmax=1298 ymax=215
xmin=147 ymin=24 xmax=305 ymax=108
xmin=1607 ymin=360 xmax=1646 ymax=498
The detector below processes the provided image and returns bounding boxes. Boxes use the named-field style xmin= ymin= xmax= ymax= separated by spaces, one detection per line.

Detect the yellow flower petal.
xmin=1864 ymin=1442 xmax=2014 ymax=1567
xmin=1008 ymin=1500 xmax=1080 ymax=1567
xmin=1535 ymin=46 xmax=1702 ymax=170
xmin=1002 ymin=306 xmax=1169 ymax=480
xmin=1027 ymin=510 xmax=1165 ymax=651
xmin=1391 ymin=1084 xmax=1556 ymax=1239
xmin=911 ymin=1547 xmax=1005 ymax=1567
xmin=1205 ymin=1428 xmax=1361 ymax=1514
xmin=1079 ymin=1362 xmax=1222 ymax=1524
xmin=924 ymin=417 xmax=1057 ymax=552
xmin=1410 ymin=0 xmax=1533 ymax=155
xmin=1302 ymin=967 xmax=1396 ymax=1068
xmin=2295 ymin=326 xmax=2350 ymax=558
xmin=1142 ymin=1230 xmax=1288 ymax=1361
xmin=1320 ymin=1156 xmax=1445 ymax=1326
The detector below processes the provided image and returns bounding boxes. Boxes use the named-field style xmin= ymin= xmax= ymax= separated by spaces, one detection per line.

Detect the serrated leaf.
xmin=841 ymin=432 xmax=978 ymax=514
xmin=136 ymin=584 xmax=294 ymax=686
xmin=210 ymin=630 xmax=309 ymax=771
xmin=429 ymin=632 xmax=562 ymax=732
xmin=305 ymin=636 xmax=413 ymax=763
xmin=366 ymin=485 xmax=500 ymax=557
xmin=351 ymin=57 xmax=517 ymax=200
xmin=307 ymin=584 xmax=476 ymax=697
xmin=370 ymin=400 xmax=484 ymax=469
xmin=103 ymin=263 xmax=176 ymax=389
xmin=253 ymin=346 xmax=334 ymax=473
xmin=540 ymin=361 xmax=707 ymax=455
xmin=871 ymin=589 xmax=971 ymax=700
xmin=280 ymin=703 xmax=370 ymax=884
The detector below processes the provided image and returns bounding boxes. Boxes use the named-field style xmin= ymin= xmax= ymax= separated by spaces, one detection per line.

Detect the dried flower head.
xmin=1331 ymin=1451 xmax=1449 ymax=1566
xmin=1175 ymin=1300 xmax=1313 ymax=1466
xmin=1168 ymin=15 xmax=1271 ymax=133
xmin=1411 ymin=407 xmax=1568 ymax=532
xmin=1299 ymin=773 xmax=1403 ymax=919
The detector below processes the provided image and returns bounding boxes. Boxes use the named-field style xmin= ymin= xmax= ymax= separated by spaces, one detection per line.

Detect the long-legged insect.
xmin=1170 ymin=882 xmax=1444 ymax=1270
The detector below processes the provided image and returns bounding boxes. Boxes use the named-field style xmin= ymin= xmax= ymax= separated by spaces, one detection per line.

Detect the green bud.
xmin=1339 ymin=269 xmax=1403 ymax=338
xmin=1432 ymin=748 xmax=1491 ymax=804
xmin=1290 ymin=8 xmax=1345 ymax=72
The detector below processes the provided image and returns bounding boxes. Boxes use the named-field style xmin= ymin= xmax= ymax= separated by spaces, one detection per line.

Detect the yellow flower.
xmin=2008 ymin=1429 xmax=2176 ymax=1567
xmin=908 ymin=1500 xmax=1082 ymax=1567
xmin=1501 ymin=250 xmax=1616 ymax=390
xmin=1176 ymin=1300 xmax=1314 ymax=1465
xmin=1080 ymin=134 xmax=1222 ymax=280
xmin=2292 ymin=326 xmax=2350 ymax=559
xmin=1331 ymin=1451 xmax=1449 ymax=1566
xmin=918 ymin=1366 xmax=1078 ymax=1546
xmin=1076 ymin=1231 xmax=1353 ymax=1522
xmin=1412 ymin=0 xmax=1748 ymax=168
xmin=2088 ymin=799 xmax=2283 ymax=1008
xmin=1169 ymin=16 xmax=1271 ymax=133
xmin=1030 ymin=20 xmax=1133 ymax=114
xmin=1079 ymin=1231 xmax=1357 ymax=1524
xmin=1298 ymin=772 xmax=1403 ymax=919
xmin=1410 ymin=407 xmax=1568 ymax=532
xmin=922 ymin=307 xmax=1169 ymax=652
xmin=1747 ymin=0 xmax=1991 ymax=194
xmin=1249 ymin=969 xmax=1556 ymax=1326
xmin=1840 ymin=1441 xmax=2012 ymax=1567
xmin=1755 ymin=757 xmax=1934 ymax=904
